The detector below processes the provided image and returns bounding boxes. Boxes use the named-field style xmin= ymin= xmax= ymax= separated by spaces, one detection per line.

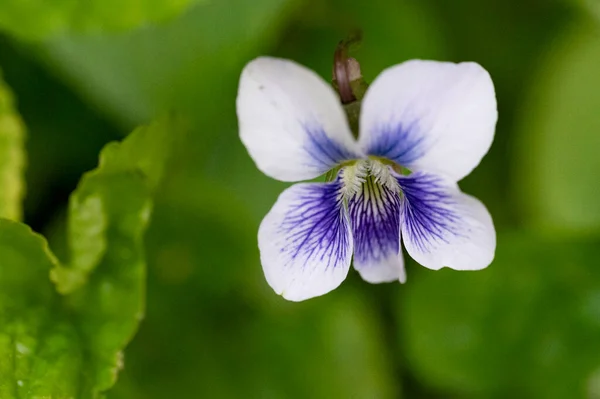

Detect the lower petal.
xmin=348 ymin=177 xmax=406 ymax=283
xmin=258 ymin=181 xmax=353 ymax=301
xmin=398 ymin=172 xmax=496 ymax=270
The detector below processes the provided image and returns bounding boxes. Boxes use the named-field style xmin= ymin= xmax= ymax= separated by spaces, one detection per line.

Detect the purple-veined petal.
xmin=348 ymin=176 xmax=406 ymax=283
xmin=258 ymin=181 xmax=353 ymax=301
xmin=237 ymin=57 xmax=362 ymax=182
xmin=359 ymin=60 xmax=497 ymax=182
xmin=398 ymin=172 xmax=495 ymax=270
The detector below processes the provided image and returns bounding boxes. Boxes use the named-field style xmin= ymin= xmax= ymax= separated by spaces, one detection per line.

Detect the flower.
xmin=236 ymin=57 xmax=497 ymax=301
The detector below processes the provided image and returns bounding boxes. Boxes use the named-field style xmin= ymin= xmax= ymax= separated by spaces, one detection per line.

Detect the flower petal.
xmin=348 ymin=176 xmax=406 ymax=283
xmin=359 ymin=60 xmax=497 ymax=181
xmin=398 ymin=172 xmax=495 ymax=270
xmin=237 ymin=57 xmax=361 ymax=182
xmin=258 ymin=181 xmax=353 ymax=301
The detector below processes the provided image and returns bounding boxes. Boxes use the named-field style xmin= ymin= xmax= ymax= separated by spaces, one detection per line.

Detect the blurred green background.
xmin=1 ymin=0 xmax=600 ymax=397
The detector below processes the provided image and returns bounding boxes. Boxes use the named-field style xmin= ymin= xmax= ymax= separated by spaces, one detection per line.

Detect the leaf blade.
xmin=0 ymin=0 xmax=204 ymax=40
xmin=0 ymin=117 xmax=179 ymax=397
xmin=0 ymin=219 xmax=81 ymax=399
xmin=0 ymin=72 xmax=26 ymax=221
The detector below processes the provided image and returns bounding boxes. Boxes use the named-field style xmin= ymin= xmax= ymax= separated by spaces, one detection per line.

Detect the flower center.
xmin=340 ymin=158 xmax=399 ymax=200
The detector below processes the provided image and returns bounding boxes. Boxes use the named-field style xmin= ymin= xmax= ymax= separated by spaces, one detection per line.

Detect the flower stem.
xmin=332 ymin=34 xmax=369 ymax=139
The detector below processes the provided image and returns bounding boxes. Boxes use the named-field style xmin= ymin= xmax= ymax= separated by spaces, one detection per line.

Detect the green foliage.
xmin=52 ymin=118 xmax=176 ymax=293
xmin=39 ymin=0 xmax=298 ymax=125
xmin=401 ymin=232 xmax=600 ymax=398
xmin=582 ymin=0 xmax=600 ymax=21
xmin=0 ymin=220 xmax=81 ymax=399
xmin=0 ymin=0 xmax=598 ymax=397
xmin=0 ymin=214 xmax=141 ymax=398
xmin=0 ymin=117 xmax=177 ymax=397
xmin=0 ymin=0 xmax=202 ymax=40
xmin=0 ymin=71 xmax=25 ymax=221
xmin=516 ymin=22 xmax=600 ymax=235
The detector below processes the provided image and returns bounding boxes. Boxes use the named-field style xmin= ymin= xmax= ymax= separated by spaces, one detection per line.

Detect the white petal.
xmin=237 ymin=57 xmax=361 ymax=182
xmin=398 ymin=172 xmax=496 ymax=270
xmin=347 ymin=174 xmax=406 ymax=283
xmin=359 ymin=60 xmax=497 ymax=181
xmin=355 ymin=252 xmax=406 ymax=284
xmin=258 ymin=181 xmax=353 ymax=301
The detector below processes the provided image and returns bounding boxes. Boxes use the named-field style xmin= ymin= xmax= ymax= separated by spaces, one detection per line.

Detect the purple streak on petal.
xmin=278 ymin=181 xmax=351 ymax=271
xmin=397 ymin=172 xmax=463 ymax=253
xmin=348 ymin=176 xmax=401 ymax=265
xmin=302 ymin=124 xmax=358 ymax=169
xmin=365 ymin=120 xmax=426 ymax=165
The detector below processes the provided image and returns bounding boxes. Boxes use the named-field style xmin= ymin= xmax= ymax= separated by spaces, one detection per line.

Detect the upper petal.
xmin=237 ymin=57 xmax=361 ymax=182
xmin=348 ymin=174 xmax=406 ymax=283
xmin=359 ymin=60 xmax=497 ymax=181
xmin=398 ymin=172 xmax=496 ymax=270
xmin=258 ymin=181 xmax=353 ymax=301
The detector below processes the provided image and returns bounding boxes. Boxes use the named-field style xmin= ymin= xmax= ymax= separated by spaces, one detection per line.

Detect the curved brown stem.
xmin=333 ymin=42 xmax=357 ymax=104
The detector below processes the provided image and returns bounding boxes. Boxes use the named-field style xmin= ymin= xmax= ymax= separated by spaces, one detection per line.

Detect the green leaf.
xmin=400 ymin=232 xmax=600 ymax=398
xmin=67 ymin=171 xmax=151 ymax=395
xmin=0 ymin=71 xmax=26 ymax=221
xmin=54 ymin=117 xmax=179 ymax=394
xmin=96 ymin=119 xmax=176 ymax=191
xmin=0 ymin=117 xmax=178 ymax=397
xmin=0 ymin=0 xmax=202 ymax=40
xmin=52 ymin=116 xmax=176 ymax=294
xmin=0 ymin=219 xmax=81 ymax=399
xmin=515 ymin=22 xmax=600 ymax=235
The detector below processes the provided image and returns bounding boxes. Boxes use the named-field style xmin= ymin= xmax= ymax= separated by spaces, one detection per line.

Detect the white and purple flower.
xmin=236 ymin=57 xmax=497 ymax=301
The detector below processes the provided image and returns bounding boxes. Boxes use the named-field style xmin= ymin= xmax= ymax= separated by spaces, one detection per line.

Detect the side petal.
xmin=359 ymin=60 xmax=497 ymax=181
xmin=258 ymin=181 xmax=353 ymax=301
xmin=348 ymin=177 xmax=406 ymax=283
xmin=398 ymin=172 xmax=496 ymax=270
xmin=237 ymin=57 xmax=361 ymax=182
